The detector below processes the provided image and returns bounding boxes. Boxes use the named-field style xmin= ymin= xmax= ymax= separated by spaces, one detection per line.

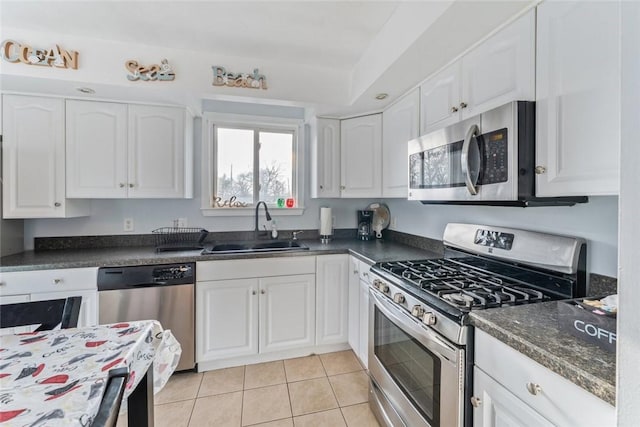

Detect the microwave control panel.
xmin=480 ymin=128 xmax=508 ymax=185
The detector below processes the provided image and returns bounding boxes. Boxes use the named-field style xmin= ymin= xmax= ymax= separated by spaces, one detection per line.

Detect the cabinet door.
xmin=311 ymin=118 xmax=341 ymax=198
xmin=128 ymin=105 xmax=185 ymax=198
xmin=259 ymin=274 xmax=315 ymax=353
xmin=473 ymin=367 xmax=554 ymax=427
xmin=461 ymin=9 xmax=535 ymax=118
xmin=340 ymin=114 xmax=382 ymax=198
xmin=31 ymin=289 xmax=98 ymax=328
xmin=66 ymin=100 xmax=128 ymax=198
xmin=420 ymin=62 xmax=461 ymax=134
xmin=196 ymin=279 xmax=258 ymax=361
xmin=316 ymin=255 xmax=349 ymax=346
xmin=358 ymin=278 xmax=369 ymax=368
xmin=382 ymin=89 xmax=419 ymax=198
xmin=347 ymin=257 xmax=361 ymax=354
xmin=536 ymin=1 xmax=620 ymax=196
xmin=2 ymin=95 xmax=83 ymax=218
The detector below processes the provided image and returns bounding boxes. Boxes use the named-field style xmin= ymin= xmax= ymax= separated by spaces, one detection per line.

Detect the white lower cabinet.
xmin=196 ymin=279 xmax=259 ymax=361
xmin=259 ymin=274 xmax=315 ymax=353
xmin=347 ymin=256 xmax=361 ymax=353
xmin=0 ymin=267 xmax=98 ymax=334
xmin=473 ymin=367 xmax=553 ymax=427
xmin=346 ymin=256 xmax=371 ymax=368
xmin=474 ymin=329 xmax=616 ymax=427
xmin=316 ymin=255 xmax=349 ymax=346
xmin=196 ymin=258 xmax=317 ymax=364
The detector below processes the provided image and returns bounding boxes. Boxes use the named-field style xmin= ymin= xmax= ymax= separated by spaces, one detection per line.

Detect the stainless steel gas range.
xmin=367 ymin=223 xmax=586 ymax=427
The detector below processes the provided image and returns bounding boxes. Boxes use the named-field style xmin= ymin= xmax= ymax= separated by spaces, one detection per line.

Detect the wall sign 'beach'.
xmin=212 ymin=66 xmax=267 ymax=90
xmin=1 ymin=39 xmax=79 ymax=69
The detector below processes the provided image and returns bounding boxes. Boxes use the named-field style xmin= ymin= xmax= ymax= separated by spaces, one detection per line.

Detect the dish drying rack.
xmin=152 ymin=227 xmax=209 ymax=252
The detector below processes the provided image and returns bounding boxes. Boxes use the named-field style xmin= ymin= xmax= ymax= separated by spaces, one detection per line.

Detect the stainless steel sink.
xmin=202 ymin=240 xmax=309 ymax=254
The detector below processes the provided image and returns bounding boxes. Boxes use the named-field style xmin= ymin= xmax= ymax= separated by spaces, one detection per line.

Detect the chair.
xmin=0 ymin=296 xmax=82 ymax=331
xmin=92 ymin=367 xmax=130 ymax=427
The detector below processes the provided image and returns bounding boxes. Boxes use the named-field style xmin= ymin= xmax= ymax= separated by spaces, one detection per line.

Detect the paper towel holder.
xmin=319 ymin=207 xmax=334 ymax=244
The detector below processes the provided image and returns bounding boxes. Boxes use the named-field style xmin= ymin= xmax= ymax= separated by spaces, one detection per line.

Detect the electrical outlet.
xmin=391 ymin=216 xmax=398 ymax=229
xmin=177 ymin=217 xmax=187 ymax=228
xmin=124 ymin=218 xmax=134 ymax=232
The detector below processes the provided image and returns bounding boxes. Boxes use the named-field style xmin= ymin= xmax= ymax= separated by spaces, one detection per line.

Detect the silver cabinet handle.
xmin=319 ymin=185 xmax=324 ymax=190
xmin=129 ymin=183 xmax=135 ymax=188
xmin=451 ymin=106 xmax=459 ymax=113
xmin=470 ymin=396 xmax=482 ymax=408
xmin=461 ymin=124 xmax=480 ymax=196
xmin=252 ymin=290 xmax=257 ymax=295
xmin=340 ymin=185 xmax=346 ymax=190
xmin=54 ymin=202 xmax=61 ymax=207
xmin=526 ymin=382 xmax=542 ymax=395
xmin=353 ymin=270 xmax=359 ymax=275
xmin=53 ymin=278 xmax=62 ymax=285
xmin=460 ymin=102 xmax=468 ymax=109
xmin=0 ymin=281 xmax=6 ymax=287
xmin=119 ymin=183 xmax=125 ymax=188
xmin=535 ymin=166 xmax=547 ymax=175
xmin=261 ymin=289 xmax=265 ymax=294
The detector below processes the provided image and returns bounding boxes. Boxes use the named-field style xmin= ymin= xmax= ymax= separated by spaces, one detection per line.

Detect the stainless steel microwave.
xmin=408 ymin=101 xmax=586 ymax=207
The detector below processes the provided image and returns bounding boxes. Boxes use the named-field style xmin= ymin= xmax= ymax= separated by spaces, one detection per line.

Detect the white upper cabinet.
xmin=2 ymin=95 xmax=89 ymax=218
xmin=535 ymin=1 xmax=620 ymax=196
xmin=461 ymin=9 xmax=535 ymax=118
xmin=420 ymin=9 xmax=535 ymax=135
xmin=340 ymin=114 xmax=382 ymax=198
xmin=310 ymin=118 xmax=341 ymax=198
xmin=128 ymin=105 xmax=186 ymax=198
xmin=420 ymin=62 xmax=462 ymax=135
xmin=382 ymin=89 xmax=419 ymax=198
xmin=66 ymin=100 xmax=128 ymax=198
xmin=66 ymin=100 xmax=192 ymax=199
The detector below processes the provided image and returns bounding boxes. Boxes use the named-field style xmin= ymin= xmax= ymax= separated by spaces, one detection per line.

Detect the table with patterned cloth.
xmin=0 ymin=320 xmax=181 ymax=426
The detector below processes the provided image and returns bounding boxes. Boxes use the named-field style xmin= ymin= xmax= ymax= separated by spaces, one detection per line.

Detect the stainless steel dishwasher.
xmin=97 ymin=263 xmax=195 ymax=371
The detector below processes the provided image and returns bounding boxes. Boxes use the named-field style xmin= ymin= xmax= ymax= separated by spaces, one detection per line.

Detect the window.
xmin=203 ymin=117 xmax=302 ymax=214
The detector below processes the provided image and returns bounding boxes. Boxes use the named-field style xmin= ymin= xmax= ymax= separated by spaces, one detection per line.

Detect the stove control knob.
xmin=393 ymin=293 xmax=405 ymax=304
xmin=411 ymin=305 xmax=425 ymax=318
xmin=422 ymin=312 xmax=437 ymax=326
xmin=377 ymin=282 xmax=389 ymax=293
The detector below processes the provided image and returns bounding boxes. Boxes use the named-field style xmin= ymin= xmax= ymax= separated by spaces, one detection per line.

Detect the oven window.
xmin=374 ymin=306 xmax=441 ymax=425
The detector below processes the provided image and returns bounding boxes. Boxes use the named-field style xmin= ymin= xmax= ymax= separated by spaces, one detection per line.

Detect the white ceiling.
xmin=0 ymin=1 xmax=534 ymax=116
xmin=1 ymin=1 xmax=400 ymax=70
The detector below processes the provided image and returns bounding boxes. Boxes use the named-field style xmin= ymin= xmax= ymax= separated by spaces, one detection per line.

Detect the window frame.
xmin=201 ymin=112 xmax=305 ymax=216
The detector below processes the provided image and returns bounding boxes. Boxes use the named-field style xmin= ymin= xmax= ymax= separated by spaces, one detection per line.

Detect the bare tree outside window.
xmin=214 ymin=127 xmax=295 ymax=207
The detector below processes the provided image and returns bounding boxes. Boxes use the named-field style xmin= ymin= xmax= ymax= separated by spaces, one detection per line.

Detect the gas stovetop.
xmin=374 ymin=257 xmax=575 ymax=312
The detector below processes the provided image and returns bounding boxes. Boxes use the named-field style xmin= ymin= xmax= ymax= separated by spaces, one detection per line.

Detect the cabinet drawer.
xmin=475 ymin=329 xmax=615 ymax=426
xmin=197 ymin=256 xmax=316 ymax=281
xmin=0 ymin=268 xmax=98 ymax=296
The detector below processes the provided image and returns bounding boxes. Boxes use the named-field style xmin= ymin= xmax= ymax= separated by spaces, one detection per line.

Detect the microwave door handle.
xmin=461 ymin=124 xmax=480 ymax=196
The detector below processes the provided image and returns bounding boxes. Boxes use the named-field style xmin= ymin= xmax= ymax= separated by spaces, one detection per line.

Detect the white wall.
xmin=386 ymin=197 xmax=618 ymax=277
xmin=22 ymin=116 xmax=376 ymax=248
xmin=617 ymin=1 xmax=640 ymax=423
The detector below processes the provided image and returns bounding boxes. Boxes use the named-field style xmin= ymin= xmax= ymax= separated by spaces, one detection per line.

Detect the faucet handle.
xmin=292 ymin=231 xmax=304 ymax=240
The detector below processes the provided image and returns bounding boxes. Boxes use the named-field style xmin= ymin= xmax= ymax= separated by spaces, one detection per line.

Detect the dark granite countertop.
xmin=0 ymin=238 xmax=442 ymax=272
xmin=470 ymin=302 xmax=616 ymax=406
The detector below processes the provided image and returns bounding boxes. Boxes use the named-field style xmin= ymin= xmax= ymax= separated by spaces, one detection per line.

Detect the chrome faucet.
xmin=254 ymin=201 xmax=272 ymax=239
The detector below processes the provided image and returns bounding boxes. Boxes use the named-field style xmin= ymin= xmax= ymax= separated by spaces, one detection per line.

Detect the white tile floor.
xmin=117 ymin=350 xmax=380 ymax=427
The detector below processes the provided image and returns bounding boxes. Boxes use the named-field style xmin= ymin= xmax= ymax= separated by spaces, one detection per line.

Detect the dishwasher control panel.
xmin=97 ymin=263 xmax=195 ymax=290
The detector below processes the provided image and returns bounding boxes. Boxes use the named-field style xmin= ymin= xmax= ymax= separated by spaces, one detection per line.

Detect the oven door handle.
xmin=461 ymin=123 xmax=481 ymax=196
xmin=371 ymin=291 xmax=460 ymax=363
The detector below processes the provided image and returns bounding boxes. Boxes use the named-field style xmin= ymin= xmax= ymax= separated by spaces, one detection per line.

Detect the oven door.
xmin=369 ymin=290 xmax=464 ymax=427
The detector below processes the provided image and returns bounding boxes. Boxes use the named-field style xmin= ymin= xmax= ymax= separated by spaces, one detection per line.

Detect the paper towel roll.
xmin=320 ymin=207 xmax=333 ymax=236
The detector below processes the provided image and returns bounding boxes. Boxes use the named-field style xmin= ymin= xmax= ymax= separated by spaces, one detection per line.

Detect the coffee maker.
xmin=357 ymin=210 xmax=374 ymax=241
